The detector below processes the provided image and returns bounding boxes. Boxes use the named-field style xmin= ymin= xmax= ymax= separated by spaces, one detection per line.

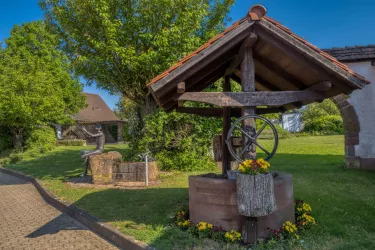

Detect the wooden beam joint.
xmin=225 ymin=32 xmax=258 ymax=76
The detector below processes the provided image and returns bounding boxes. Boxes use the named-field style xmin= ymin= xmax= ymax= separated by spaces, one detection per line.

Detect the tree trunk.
xmin=236 ymin=173 xmax=277 ymax=217
xmin=10 ymin=127 xmax=24 ymax=150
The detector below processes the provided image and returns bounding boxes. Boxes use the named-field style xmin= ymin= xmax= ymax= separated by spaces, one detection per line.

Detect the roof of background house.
xmin=76 ymin=93 xmax=122 ymax=123
xmin=146 ymin=5 xmax=369 ymax=111
xmin=323 ymin=45 xmax=375 ymax=62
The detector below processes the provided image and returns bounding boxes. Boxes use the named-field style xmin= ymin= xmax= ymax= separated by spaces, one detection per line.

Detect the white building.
xmin=324 ymin=45 xmax=375 ymax=169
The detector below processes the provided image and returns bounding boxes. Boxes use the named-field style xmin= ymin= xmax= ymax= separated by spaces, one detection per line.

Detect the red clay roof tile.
xmin=147 ymin=5 xmax=369 ymax=87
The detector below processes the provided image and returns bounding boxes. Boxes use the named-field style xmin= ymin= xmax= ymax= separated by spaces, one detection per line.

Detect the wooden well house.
xmin=147 ymin=5 xmax=369 ymax=243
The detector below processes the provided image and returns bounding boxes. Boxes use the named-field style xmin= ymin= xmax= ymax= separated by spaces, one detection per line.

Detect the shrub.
xmin=9 ymin=152 xmax=25 ymax=163
xmin=131 ymin=109 xmax=221 ymax=171
xmin=255 ymin=119 xmax=290 ymax=139
xmin=304 ymin=115 xmax=344 ymax=135
xmin=156 ymin=150 xmax=216 ymax=171
xmin=57 ymin=139 xmax=87 ymax=146
xmin=273 ymin=124 xmax=291 ymax=139
xmin=25 ymin=126 xmax=57 ymax=152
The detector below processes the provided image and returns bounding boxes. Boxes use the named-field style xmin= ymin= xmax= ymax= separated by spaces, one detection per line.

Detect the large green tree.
xmin=0 ymin=21 xmax=86 ymax=148
xmin=40 ymin=0 xmax=234 ymax=106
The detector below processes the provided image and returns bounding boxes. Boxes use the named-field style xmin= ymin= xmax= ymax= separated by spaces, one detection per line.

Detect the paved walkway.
xmin=0 ymin=172 xmax=119 ymax=250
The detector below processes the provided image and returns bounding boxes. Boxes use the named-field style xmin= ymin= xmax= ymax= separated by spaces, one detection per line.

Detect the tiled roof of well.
xmin=323 ymin=45 xmax=375 ymax=62
xmin=146 ymin=16 xmax=250 ymax=87
xmin=147 ymin=5 xmax=369 ymax=87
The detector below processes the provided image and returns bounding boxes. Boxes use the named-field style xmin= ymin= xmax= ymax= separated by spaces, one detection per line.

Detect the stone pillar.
xmin=333 ymin=95 xmax=360 ymax=168
xmin=334 ymin=81 xmax=375 ymax=170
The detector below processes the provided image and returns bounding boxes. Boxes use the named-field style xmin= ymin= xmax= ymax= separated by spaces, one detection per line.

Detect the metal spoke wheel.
xmin=225 ymin=115 xmax=278 ymax=162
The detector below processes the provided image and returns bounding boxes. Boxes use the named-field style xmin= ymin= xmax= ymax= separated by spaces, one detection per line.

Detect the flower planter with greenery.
xmin=236 ymin=159 xmax=277 ymax=217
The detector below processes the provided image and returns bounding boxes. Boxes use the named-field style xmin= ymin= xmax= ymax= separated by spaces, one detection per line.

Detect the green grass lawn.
xmin=5 ymin=136 xmax=375 ymax=249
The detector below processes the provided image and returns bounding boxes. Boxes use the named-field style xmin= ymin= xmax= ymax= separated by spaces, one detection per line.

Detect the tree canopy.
xmin=0 ymin=21 xmax=86 ymax=148
xmin=40 ymin=0 xmax=234 ymax=105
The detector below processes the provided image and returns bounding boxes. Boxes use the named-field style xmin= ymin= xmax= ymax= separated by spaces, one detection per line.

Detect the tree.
xmin=40 ymin=0 xmax=234 ymax=107
xmin=0 ymin=21 xmax=86 ymax=149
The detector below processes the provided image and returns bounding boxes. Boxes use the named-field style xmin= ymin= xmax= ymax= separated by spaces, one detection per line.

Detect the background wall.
xmin=347 ymin=61 xmax=375 ymax=168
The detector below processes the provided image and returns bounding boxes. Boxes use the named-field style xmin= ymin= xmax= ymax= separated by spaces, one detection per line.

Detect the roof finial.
xmin=249 ymin=4 xmax=267 ymax=20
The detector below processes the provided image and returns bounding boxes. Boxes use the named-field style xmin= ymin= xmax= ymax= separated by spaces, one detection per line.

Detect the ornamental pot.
xmin=236 ymin=173 xmax=277 ymax=217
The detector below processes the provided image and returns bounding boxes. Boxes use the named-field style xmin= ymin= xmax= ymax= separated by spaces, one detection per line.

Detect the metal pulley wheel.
xmin=225 ymin=114 xmax=278 ymax=162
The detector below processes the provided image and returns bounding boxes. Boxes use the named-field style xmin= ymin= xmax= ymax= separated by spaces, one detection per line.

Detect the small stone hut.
xmin=62 ymin=93 xmax=124 ymax=143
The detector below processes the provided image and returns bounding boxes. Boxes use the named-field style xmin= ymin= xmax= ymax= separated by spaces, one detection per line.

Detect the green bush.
xmin=132 ymin=109 xmax=220 ymax=171
xmin=9 ymin=152 xmax=25 ymax=163
xmin=57 ymin=139 xmax=87 ymax=146
xmin=25 ymin=126 xmax=57 ymax=152
xmin=275 ymin=124 xmax=292 ymax=139
xmin=156 ymin=149 xmax=216 ymax=171
xmin=304 ymin=115 xmax=344 ymax=135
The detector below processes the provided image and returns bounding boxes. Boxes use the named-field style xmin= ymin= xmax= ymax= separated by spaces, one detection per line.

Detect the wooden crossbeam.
xmin=178 ymin=91 xmax=324 ymax=107
xmin=176 ymin=107 xmax=285 ymax=117
xmin=232 ymin=71 xmax=302 ymax=109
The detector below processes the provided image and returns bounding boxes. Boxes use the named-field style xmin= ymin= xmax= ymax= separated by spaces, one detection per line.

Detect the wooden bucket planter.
xmin=236 ymin=173 xmax=277 ymax=217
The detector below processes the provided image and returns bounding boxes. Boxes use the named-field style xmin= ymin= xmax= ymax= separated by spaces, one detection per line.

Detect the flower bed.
xmin=174 ymin=199 xmax=316 ymax=247
xmin=175 ymin=210 xmax=242 ymax=243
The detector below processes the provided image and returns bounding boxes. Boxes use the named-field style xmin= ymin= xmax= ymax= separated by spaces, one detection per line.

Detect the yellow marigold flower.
xmin=208 ymin=223 xmax=213 ymax=229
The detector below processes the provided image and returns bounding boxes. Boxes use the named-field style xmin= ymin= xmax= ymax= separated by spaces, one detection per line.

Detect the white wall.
xmin=347 ymin=61 xmax=375 ymax=158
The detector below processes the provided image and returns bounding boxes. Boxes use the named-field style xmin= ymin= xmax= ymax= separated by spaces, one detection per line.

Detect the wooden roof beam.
xmin=225 ymin=32 xmax=258 ymax=76
xmin=161 ymin=63 xmax=228 ymax=110
xmin=253 ymin=55 xmax=306 ymax=90
xmin=254 ymin=25 xmax=353 ymax=94
xmin=158 ymin=59 xmax=231 ymax=106
xmin=151 ymin=19 xmax=255 ymax=96
xmin=306 ymin=80 xmax=332 ymax=92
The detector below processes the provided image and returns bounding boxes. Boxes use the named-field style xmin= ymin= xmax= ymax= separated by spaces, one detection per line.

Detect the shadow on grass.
xmin=7 ymin=146 xmax=132 ymax=181
xmin=8 ymin=151 xmax=375 ymax=249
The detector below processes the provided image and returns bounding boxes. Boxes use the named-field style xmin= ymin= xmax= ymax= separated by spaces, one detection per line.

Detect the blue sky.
xmin=1 ymin=0 xmax=375 ymax=109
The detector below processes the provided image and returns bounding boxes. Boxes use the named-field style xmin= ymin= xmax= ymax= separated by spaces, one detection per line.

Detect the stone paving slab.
xmin=0 ymin=172 xmax=119 ymax=250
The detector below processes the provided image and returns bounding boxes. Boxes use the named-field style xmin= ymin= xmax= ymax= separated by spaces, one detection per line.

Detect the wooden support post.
xmin=222 ymin=76 xmax=231 ymax=174
xmin=241 ymin=33 xmax=257 ymax=244
xmin=241 ymin=38 xmax=256 ymax=160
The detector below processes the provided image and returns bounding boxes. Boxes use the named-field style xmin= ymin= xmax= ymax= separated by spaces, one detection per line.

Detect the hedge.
xmin=303 ymin=115 xmax=344 ymax=135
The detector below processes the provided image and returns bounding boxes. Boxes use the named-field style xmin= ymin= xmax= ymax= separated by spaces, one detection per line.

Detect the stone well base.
xmin=188 ymin=172 xmax=294 ymax=243
xmin=89 ymin=152 xmax=158 ymax=185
